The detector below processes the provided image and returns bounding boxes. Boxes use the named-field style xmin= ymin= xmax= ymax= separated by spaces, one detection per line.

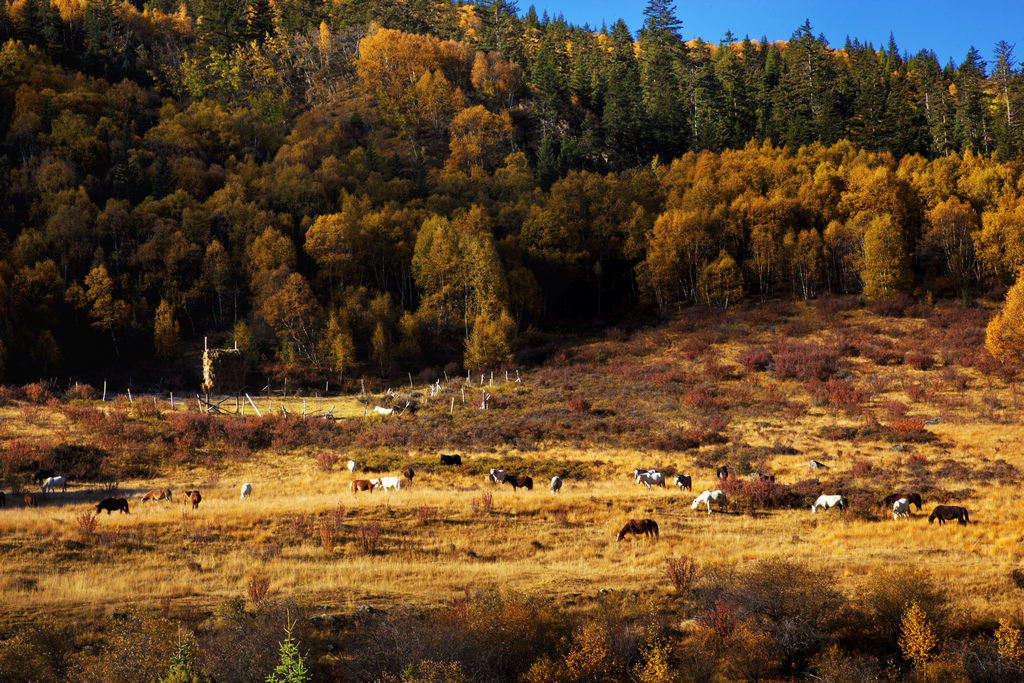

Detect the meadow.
xmin=2 ymin=296 xmax=1024 ymax=681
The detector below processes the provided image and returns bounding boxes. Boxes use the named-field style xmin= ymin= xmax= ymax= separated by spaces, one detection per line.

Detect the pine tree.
xmin=266 ymin=619 xmax=311 ymax=683
xmin=955 ymin=47 xmax=989 ymax=153
xmin=991 ymin=41 xmax=1021 ymax=159
xmin=638 ymin=0 xmax=687 ymax=158
xmin=160 ymin=631 xmax=215 ymax=683
xmin=601 ymin=20 xmax=644 ymax=166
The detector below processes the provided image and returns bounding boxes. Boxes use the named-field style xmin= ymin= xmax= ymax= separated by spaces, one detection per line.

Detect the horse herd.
xmin=0 ymin=468 xmax=255 ymax=517
xmin=614 ymin=464 xmax=973 ymax=540
xmin=5 ymin=458 xmax=973 ymax=542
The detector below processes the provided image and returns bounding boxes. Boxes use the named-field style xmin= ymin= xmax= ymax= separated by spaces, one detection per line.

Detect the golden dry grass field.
xmin=2 ymin=299 xmax=1024 ymax=679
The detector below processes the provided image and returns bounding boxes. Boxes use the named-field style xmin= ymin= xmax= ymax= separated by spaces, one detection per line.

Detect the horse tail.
xmin=652 ymin=521 xmax=659 ymax=537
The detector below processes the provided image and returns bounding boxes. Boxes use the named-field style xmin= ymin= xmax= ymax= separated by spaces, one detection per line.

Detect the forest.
xmin=1 ymin=0 xmax=1024 ymax=385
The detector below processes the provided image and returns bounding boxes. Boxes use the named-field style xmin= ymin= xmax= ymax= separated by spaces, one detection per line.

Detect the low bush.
xmin=738 ymin=348 xmax=772 ymax=372
xmin=771 ymin=342 xmax=841 ymax=381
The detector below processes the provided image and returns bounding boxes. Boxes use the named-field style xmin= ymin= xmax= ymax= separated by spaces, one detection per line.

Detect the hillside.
xmin=1 ymin=2 xmax=1024 ymax=388
xmin=2 ymin=300 xmax=1024 ymax=680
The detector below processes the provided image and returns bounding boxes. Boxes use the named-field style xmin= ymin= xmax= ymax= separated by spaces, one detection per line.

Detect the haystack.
xmin=202 ymin=348 xmax=245 ymax=395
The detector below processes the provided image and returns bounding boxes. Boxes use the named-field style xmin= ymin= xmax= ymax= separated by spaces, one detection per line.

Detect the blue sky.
xmin=522 ymin=0 xmax=1024 ymax=70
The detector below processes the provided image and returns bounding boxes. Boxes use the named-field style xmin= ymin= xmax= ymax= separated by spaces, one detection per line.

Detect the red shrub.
xmin=889 ymin=417 xmax=925 ymax=435
xmin=316 ymin=451 xmax=340 ymax=471
xmin=567 ymin=396 xmax=592 ymax=413
xmin=771 ymin=342 xmax=840 ymax=381
xmin=882 ymin=401 xmax=909 ymax=421
xmin=738 ymin=348 xmax=773 ymax=372
xmin=868 ymin=295 xmax=915 ymax=317
xmin=851 ymin=460 xmax=873 ymax=477
xmin=905 ymin=352 xmax=935 ymax=371
xmin=65 ymin=383 xmax=96 ymax=400
xmin=684 ymin=384 xmax=720 ymax=411
xmin=0 ymin=385 xmax=21 ymax=404
xmin=808 ymin=379 xmax=867 ymax=414
xmin=23 ymin=382 xmax=53 ymax=404
xmin=905 ymin=382 xmax=931 ymax=403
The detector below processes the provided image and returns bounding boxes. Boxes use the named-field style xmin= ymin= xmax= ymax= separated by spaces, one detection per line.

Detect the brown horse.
xmin=616 ymin=518 xmax=659 ymax=541
xmin=504 ymin=474 xmax=533 ymax=491
xmin=142 ymin=488 xmax=172 ymax=503
xmin=929 ymin=505 xmax=969 ymax=526
xmin=350 ymin=479 xmax=374 ymax=494
xmin=23 ymin=492 xmax=37 ymax=507
xmin=96 ymin=497 xmax=129 ymax=514
xmin=182 ymin=490 xmax=202 ymax=509
xmin=402 ymin=465 xmax=415 ymax=481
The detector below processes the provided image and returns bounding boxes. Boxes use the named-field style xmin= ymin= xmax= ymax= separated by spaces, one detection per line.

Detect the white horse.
xmin=893 ymin=497 xmax=911 ymax=520
xmin=811 ymin=494 xmax=847 ymax=513
xmin=489 ymin=468 xmax=506 ymax=484
xmin=41 ymin=476 xmax=66 ymax=493
xmin=347 ymin=459 xmax=357 ymax=474
xmin=691 ymin=489 xmax=727 ymax=514
xmin=240 ymin=482 xmax=252 ymax=499
xmin=635 ymin=471 xmax=665 ymax=490
xmin=550 ymin=476 xmax=562 ymax=494
xmin=372 ymin=477 xmax=401 ymax=492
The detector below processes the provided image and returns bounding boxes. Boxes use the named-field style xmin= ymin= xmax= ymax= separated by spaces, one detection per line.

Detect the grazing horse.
xmin=33 ymin=469 xmax=55 ymax=485
xmin=893 ymin=498 xmax=911 ymax=520
xmin=489 ymin=468 xmax=507 ymax=484
xmin=240 ymin=483 xmax=252 ymax=499
xmin=504 ymin=474 xmax=533 ymax=491
xmin=372 ymin=477 xmax=402 ymax=492
xmin=882 ymin=492 xmax=922 ymax=512
xmin=183 ymin=490 xmax=201 ymax=509
xmin=373 ymin=406 xmax=394 ymax=416
xmin=439 ymin=454 xmax=462 ymax=466
xmin=633 ymin=468 xmax=657 ymax=479
xmin=811 ymin=494 xmax=847 ymax=513
xmin=350 ymin=479 xmax=374 ymax=494
xmin=673 ymin=474 xmax=692 ymax=491
xmin=142 ymin=488 xmax=172 ymax=503
xmin=402 ymin=465 xmax=415 ymax=481
xmin=616 ymin=518 xmax=659 ymax=541
xmin=550 ymin=476 xmax=562 ymax=494
xmin=635 ymin=471 xmax=666 ymax=489
xmin=96 ymin=497 xmax=129 ymax=514
xmin=24 ymin=492 xmax=37 ymax=507
xmin=347 ymin=460 xmax=357 ymax=474
xmin=929 ymin=505 xmax=969 ymax=526
xmin=691 ymin=490 xmax=728 ymax=514
xmin=808 ymin=460 xmax=829 ymax=470
xmin=41 ymin=476 xmax=66 ymax=493
xmin=716 ymin=465 xmax=729 ymax=480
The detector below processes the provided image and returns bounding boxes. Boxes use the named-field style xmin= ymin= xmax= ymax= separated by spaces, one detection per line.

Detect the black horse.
xmin=928 ymin=505 xmax=969 ymax=526
xmin=883 ymin=492 xmax=923 ymax=512
xmin=96 ymin=497 xmax=129 ymax=514
xmin=439 ymin=454 xmax=462 ymax=466
xmin=716 ymin=465 xmax=729 ymax=479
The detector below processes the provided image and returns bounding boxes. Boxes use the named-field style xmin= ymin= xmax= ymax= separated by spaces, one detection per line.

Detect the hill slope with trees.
xmin=1 ymin=0 xmax=1023 ymax=384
